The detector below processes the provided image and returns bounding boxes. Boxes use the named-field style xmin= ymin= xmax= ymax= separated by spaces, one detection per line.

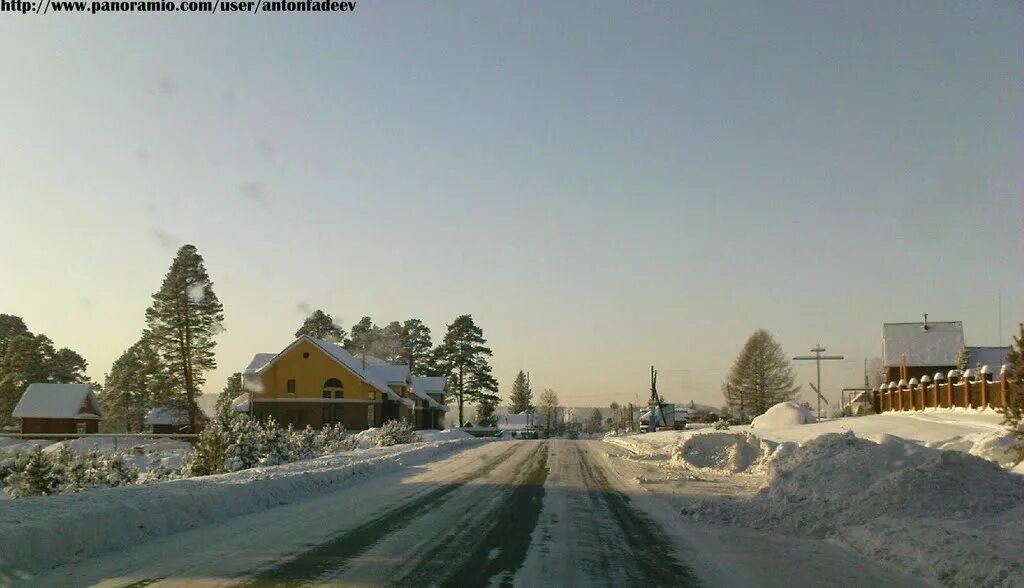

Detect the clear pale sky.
xmin=1 ymin=2 xmax=1022 ymax=411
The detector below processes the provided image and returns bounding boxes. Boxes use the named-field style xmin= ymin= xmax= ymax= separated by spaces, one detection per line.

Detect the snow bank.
xmin=0 ymin=437 xmax=483 ymax=576
xmin=683 ymin=432 xmax=1024 ymax=586
xmin=673 ymin=432 xmax=772 ymax=474
xmin=749 ymin=401 xmax=817 ymax=429
xmin=416 ymin=429 xmax=475 ymax=443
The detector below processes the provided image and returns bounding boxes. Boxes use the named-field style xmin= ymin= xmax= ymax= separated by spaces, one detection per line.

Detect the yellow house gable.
xmin=254 ymin=339 xmax=384 ymax=402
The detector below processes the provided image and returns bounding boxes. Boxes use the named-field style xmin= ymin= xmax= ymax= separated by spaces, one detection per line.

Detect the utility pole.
xmin=793 ymin=344 xmax=844 ymax=419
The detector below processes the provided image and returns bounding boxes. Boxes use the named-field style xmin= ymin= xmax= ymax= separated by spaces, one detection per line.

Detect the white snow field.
xmin=604 ymin=406 xmax=1024 ymax=587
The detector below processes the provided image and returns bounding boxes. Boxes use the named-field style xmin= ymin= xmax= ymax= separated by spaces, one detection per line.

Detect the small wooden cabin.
xmin=12 ymin=383 xmax=103 ymax=435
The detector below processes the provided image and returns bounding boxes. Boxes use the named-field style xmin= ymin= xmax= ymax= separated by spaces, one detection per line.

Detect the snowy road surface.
xmin=29 ymin=440 xmax=930 ymax=587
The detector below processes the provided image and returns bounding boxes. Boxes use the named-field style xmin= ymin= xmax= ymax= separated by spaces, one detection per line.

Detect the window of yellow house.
xmin=287 ymin=379 xmax=296 ymax=394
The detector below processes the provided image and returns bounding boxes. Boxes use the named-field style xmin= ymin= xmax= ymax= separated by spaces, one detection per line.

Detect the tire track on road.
xmin=237 ymin=442 xmax=526 ymax=587
xmin=393 ymin=441 xmax=550 ymax=587
xmin=575 ymin=442 xmax=702 ymax=586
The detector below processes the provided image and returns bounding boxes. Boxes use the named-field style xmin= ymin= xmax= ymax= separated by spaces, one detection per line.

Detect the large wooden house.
xmin=240 ymin=335 xmax=447 ymax=430
xmin=882 ymin=320 xmax=964 ymax=382
xmin=12 ymin=383 xmax=104 ymax=434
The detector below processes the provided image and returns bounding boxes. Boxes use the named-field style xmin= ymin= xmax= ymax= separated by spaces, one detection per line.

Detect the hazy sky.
xmin=1 ymin=2 xmax=1022 ymax=411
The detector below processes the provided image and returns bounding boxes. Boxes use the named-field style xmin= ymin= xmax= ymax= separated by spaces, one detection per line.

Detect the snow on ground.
xmin=601 ymin=406 xmax=1024 ymax=587
xmin=0 ymin=436 xmax=485 ymax=576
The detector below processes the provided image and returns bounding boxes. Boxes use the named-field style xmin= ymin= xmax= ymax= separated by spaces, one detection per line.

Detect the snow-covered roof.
xmin=410 ymin=376 xmax=447 ymax=411
xmin=882 ymin=321 xmax=964 ymax=367
xmin=966 ymin=347 xmax=1010 ymax=372
xmin=244 ymin=353 xmax=276 ymax=374
xmin=365 ymin=364 xmax=409 ymax=385
xmin=145 ymin=407 xmax=190 ymax=426
xmin=12 ymin=383 xmax=103 ymax=420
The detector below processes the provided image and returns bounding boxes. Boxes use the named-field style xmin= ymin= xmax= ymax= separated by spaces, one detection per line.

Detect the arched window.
xmin=323 ymin=378 xmax=344 ymax=399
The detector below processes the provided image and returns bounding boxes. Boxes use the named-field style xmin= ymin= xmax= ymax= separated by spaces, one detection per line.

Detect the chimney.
xmin=922 ymin=313 xmax=929 ymax=331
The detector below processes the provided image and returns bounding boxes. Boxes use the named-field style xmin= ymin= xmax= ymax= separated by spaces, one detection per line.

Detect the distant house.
xmin=241 ymin=335 xmax=446 ymax=430
xmin=965 ymin=346 xmax=1011 ymax=377
xmin=882 ymin=319 xmax=963 ymax=382
xmin=145 ymin=407 xmax=205 ymax=434
xmin=12 ymin=383 xmax=103 ymax=434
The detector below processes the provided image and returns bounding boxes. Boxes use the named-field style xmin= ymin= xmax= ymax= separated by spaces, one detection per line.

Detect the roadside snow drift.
xmin=0 ymin=438 xmax=483 ymax=576
xmin=673 ymin=432 xmax=771 ymax=474
xmin=683 ymin=432 xmax=1024 ymax=587
xmin=749 ymin=401 xmax=817 ymax=428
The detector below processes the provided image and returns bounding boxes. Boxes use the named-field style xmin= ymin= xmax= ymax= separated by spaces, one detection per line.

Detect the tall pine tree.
xmin=400 ymin=319 xmax=433 ymax=375
xmin=144 ymin=244 xmax=225 ymax=431
xmin=295 ymin=310 xmax=346 ymax=342
xmin=508 ymin=370 xmax=533 ymax=413
xmin=432 ymin=315 xmax=499 ymax=426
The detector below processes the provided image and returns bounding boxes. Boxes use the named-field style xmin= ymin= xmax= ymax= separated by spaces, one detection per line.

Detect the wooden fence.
xmin=874 ymin=367 xmax=1018 ymax=413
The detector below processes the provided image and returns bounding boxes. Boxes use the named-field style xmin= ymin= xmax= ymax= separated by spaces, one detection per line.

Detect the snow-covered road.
xmin=27 ymin=440 xmax=930 ymax=587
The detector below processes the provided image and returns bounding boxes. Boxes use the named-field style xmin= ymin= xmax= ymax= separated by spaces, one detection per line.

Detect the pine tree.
xmin=144 ymin=244 xmax=225 ymax=432
xmin=474 ymin=401 xmax=498 ymax=427
xmin=587 ymin=408 xmax=604 ymax=433
xmin=103 ymin=339 xmax=164 ymax=432
xmin=609 ymin=401 xmax=620 ymax=429
xmin=344 ymin=316 xmax=380 ymax=360
xmin=295 ymin=310 xmax=346 ymax=342
xmin=0 ymin=314 xmax=29 ymax=359
xmin=721 ymin=329 xmax=800 ymax=417
xmin=508 ymin=371 xmax=533 ymax=413
xmin=214 ymin=372 xmax=244 ymax=427
xmin=432 ymin=315 xmax=500 ymax=426
xmin=956 ymin=345 xmax=970 ymax=372
xmin=998 ymin=323 xmax=1024 ymax=466
xmin=400 ymin=319 xmax=433 ymax=375
xmin=376 ymin=321 xmax=406 ymax=364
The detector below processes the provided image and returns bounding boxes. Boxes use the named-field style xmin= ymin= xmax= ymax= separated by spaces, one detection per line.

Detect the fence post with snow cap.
xmin=897 ymin=379 xmax=908 ymax=410
xmin=947 ymin=370 xmax=959 ymax=408
xmin=908 ymin=378 xmax=919 ymax=409
xmin=919 ymin=375 xmax=930 ymax=408
xmin=963 ymin=369 xmax=976 ymax=407
xmin=979 ymin=366 xmax=990 ymax=408
xmin=933 ymin=372 xmax=945 ymax=408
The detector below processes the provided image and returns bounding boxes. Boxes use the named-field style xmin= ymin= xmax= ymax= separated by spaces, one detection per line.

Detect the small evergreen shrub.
xmin=375 ymin=419 xmax=417 ymax=447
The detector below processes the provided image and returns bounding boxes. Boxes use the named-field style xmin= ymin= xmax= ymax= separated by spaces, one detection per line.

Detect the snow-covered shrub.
xmin=317 ymin=423 xmax=357 ymax=453
xmin=290 ymin=425 xmax=321 ymax=461
xmin=182 ymin=420 xmax=230 ymax=477
xmin=140 ymin=455 xmax=182 ymax=483
xmin=713 ymin=419 xmax=731 ymax=430
xmin=3 ymin=451 xmax=51 ymax=497
xmin=2 ymin=447 xmax=137 ymax=498
xmin=374 ymin=419 xmax=417 ymax=447
xmin=257 ymin=418 xmax=292 ymax=467
xmin=226 ymin=415 xmax=267 ymax=471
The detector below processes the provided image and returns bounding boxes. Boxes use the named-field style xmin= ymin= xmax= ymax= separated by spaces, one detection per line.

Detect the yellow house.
xmin=241 ymin=335 xmax=447 ymax=430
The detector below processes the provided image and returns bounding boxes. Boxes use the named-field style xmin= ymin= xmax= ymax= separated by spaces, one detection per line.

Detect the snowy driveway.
xmin=29 ymin=440 xmax=929 ymax=587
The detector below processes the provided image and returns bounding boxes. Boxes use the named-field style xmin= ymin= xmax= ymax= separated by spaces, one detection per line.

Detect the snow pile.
xmin=672 ymin=432 xmax=773 ymax=474
xmin=0 ymin=437 xmax=483 ymax=576
xmin=683 ymin=432 xmax=1024 ymax=586
xmin=749 ymin=401 xmax=817 ymax=429
xmin=354 ymin=427 xmax=380 ymax=449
